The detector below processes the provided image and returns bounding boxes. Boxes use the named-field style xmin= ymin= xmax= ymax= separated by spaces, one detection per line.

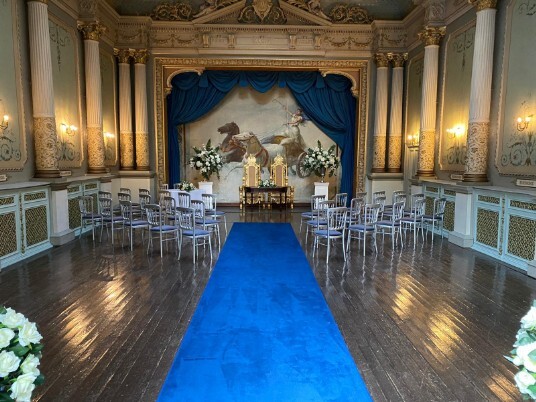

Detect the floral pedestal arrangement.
xmin=189 ymin=140 xmax=222 ymax=195
xmin=303 ymin=141 xmax=340 ymax=195
xmin=314 ymin=182 xmax=329 ymax=198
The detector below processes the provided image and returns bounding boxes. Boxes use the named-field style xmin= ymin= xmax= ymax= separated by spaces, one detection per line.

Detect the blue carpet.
xmin=158 ymin=223 xmax=372 ymax=401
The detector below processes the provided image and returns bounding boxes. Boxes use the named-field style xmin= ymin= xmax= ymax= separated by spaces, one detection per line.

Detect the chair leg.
xmin=326 ymin=236 xmax=330 ymax=263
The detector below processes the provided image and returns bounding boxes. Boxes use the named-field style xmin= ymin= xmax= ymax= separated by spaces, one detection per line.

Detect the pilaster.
xmin=372 ymin=53 xmax=389 ymax=173
xmin=115 ymin=48 xmax=135 ymax=170
xmin=133 ymin=49 xmax=150 ymax=171
xmin=387 ymin=53 xmax=407 ymax=173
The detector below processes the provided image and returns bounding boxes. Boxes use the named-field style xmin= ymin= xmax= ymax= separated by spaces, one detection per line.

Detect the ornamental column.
xmin=416 ymin=26 xmax=446 ymax=178
xmin=372 ymin=53 xmax=389 ymax=172
xmin=115 ymin=49 xmax=135 ymax=170
xmin=133 ymin=50 xmax=150 ymax=171
xmin=463 ymin=0 xmax=497 ymax=182
xmin=27 ymin=0 xmax=60 ymax=178
xmin=387 ymin=53 xmax=407 ymax=173
xmin=79 ymin=21 xmax=107 ymax=174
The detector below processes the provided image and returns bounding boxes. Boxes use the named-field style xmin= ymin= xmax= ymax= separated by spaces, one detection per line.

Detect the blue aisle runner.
xmin=158 ymin=223 xmax=372 ymax=401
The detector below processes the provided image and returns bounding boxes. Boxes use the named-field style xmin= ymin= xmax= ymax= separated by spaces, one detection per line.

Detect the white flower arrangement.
xmin=189 ymin=140 xmax=223 ymax=181
xmin=0 ymin=306 xmax=44 ymax=402
xmin=175 ymin=181 xmax=197 ymax=191
xmin=508 ymin=301 xmax=536 ymax=400
xmin=302 ymin=141 xmax=340 ymax=178
xmin=259 ymin=179 xmax=276 ymax=188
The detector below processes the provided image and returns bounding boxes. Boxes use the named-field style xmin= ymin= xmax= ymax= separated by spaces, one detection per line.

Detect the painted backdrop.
xmin=183 ymin=86 xmax=339 ymax=203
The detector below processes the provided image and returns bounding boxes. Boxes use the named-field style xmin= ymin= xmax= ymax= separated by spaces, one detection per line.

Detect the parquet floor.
xmin=0 ymin=208 xmax=533 ymax=401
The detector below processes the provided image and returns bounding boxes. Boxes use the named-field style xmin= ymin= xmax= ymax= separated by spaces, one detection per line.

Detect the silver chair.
xmin=119 ymin=200 xmax=149 ymax=251
xmin=375 ymin=201 xmax=404 ymax=248
xmin=312 ymin=207 xmax=347 ymax=263
xmin=176 ymin=206 xmax=212 ymax=263
xmin=159 ymin=190 xmax=171 ymax=204
xmin=347 ymin=197 xmax=365 ymax=226
xmin=192 ymin=199 xmax=221 ymax=249
xmin=119 ymin=187 xmax=131 ymax=195
xmin=145 ymin=204 xmax=179 ymax=257
xmin=347 ymin=203 xmax=381 ymax=256
xmin=202 ymin=193 xmax=228 ymax=236
xmin=176 ymin=191 xmax=191 ymax=208
xmin=355 ymin=191 xmax=367 ymax=200
xmin=98 ymin=197 xmax=124 ymax=246
xmin=423 ymin=197 xmax=447 ymax=241
xmin=400 ymin=198 xmax=426 ymax=248
xmin=160 ymin=184 xmax=169 ymax=190
xmin=139 ymin=188 xmax=151 ymax=198
xmin=160 ymin=196 xmax=177 ymax=225
xmin=78 ymin=195 xmax=101 ymax=241
xmin=334 ymin=193 xmax=348 ymax=207
xmin=383 ymin=193 xmax=407 ymax=219
xmin=372 ymin=191 xmax=386 ymax=204
xmin=139 ymin=194 xmax=151 ymax=219
xmin=305 ymin=200 xmax=335 ymax=243
xmin=300 ymin=194 xmax=326 ymax=233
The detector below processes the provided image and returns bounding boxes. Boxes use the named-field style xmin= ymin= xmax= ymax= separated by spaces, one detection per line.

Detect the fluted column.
xmin=28 ymin=0 xmax=60 ymax=178
xmin=115 ymin=49 xmax=135 ymax=170
xmin=79 ymin=21 xmax=106 ymax=174
xmin=463 ymin=0 xmax=497 ymax=182
xmin=416 ymin=26 xmax=445 ymax=178
xmin=372 ymin=53 xmax=389 ymax=172
xmin=133 ymin=49 xmax=150 ymax=171
xmin=387 ymin=53 xmax=407 ymax=173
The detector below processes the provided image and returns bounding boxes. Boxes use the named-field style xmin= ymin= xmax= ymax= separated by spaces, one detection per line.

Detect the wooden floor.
xmin=1 ymin=208 xmax=533 ymax=401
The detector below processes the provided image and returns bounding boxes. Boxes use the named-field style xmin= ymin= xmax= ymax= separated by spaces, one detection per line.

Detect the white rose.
xmin=17 ymin=322 xmax=42 ymax=347
xmin=10 ymin=373 xmax=37 ymax=402
xmin=1 ymin=308 xmax=27 ymax=329
xmin=316 ymin=155 xmax=321 ymax=160
xmin=522 ymin=308 xmax=536 ymax=329
xmin=196 ymin=161 xmax=202 ymax=167
xmin=0 ymin=327 xmax=15 ymax=348
xmin=517 ymin=343 xmax=536 ymax=372
xmin=0 ymin=350 xmax=21 ymax=377
xmin=514 ymin=355 xmax=523 ymax=366
xmin=20 ymin=354 xmax=40 ymax=376
xmin=205 ymin=161 xmax=210 ymax=166
xmin=515 ymin=369 xmax=536 ymax=395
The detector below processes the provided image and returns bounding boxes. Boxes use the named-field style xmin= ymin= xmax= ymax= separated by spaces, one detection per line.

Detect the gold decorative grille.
xmin=24 ymin=192 xmax=46 ymax=202
xmin=444 ymin=189 xmax=456 ymax=197
xmin=425 ymin=197 xmax=434 ymax=215
xmin=0 ymin=197 xmax=15 ymax=206
xmin=85 ymin=183 xmax=98 ymax=190
xmin=68 ymin=186 xmax=80 ymax=193
xmin=0 ymin=213 xmax=18 ymax=257
xmin=476 ymin=208 xmax=500 ymax=249
xmin=426 ymin=186 xmax=439 ymax=193
xmin=444 ymin=200 xmax=455 ymax=232
xmin=25 ymin=206 xmax=48 ymax=246
xmin=510 ymin=200 xmax=536 ymax=212
xmin=478 ymin=195 xmax=500 ymax=204
xmin=507 ymin=215 xmax=536 ymax=261
xmin=69 ymin=198 xmax=81 ymax=229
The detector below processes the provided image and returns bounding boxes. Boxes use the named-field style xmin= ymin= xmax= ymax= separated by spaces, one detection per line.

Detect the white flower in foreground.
xmin=521 ymin=307 xmax=536 ymax=329
xmin=0 ymin=327 xmax=15 ymax=348
xmin=0 ymin=350 xmax=21 ymax=377
xmin=20 ymin=354 xmax=40 ymax=376
xmin=1 ymin=308 xmax=27 ymax=328
xmin=196 ymin=161 xmax=202 ymax=167
xmin=10 ymin=373 xmax=37 ymax=402
xmin=17 ymin=321 xmax=42 ymax=347
xmin=517 ymin=342 xmax=536 ymax=372
xmin=515 ymin=369 xmax=536 ymax=395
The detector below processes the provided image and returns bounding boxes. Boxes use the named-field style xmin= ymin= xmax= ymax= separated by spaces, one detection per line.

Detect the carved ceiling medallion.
xmin=238 ymin=0 xmax=287 ymax=24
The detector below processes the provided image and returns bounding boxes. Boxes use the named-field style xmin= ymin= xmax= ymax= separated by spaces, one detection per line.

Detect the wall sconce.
xmin=0 ymin=115 xmax=9 ymax=131
xmin=446 ymin=125 xmax=466 ymax=141
xmin=104 ymin=132 xmax=115 ymax=160
xmin=60 ymin=123 xmax=77 ymax=135
xmin=406 ymin=133 xmax=419 ymax=148
xmin=446 ymin=125 xmax=467 ymax=165
xmin=516 ymin=115 xmax=532 ymax=132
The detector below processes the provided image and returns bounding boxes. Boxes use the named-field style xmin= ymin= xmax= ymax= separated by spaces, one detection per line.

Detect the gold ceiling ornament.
xmin=151 ymin=2 xmax=193 ymax=21
xmin=114 ymin=48 xmax=133 ymax=64
xmin=328 ymin=4 xmax=372 ymax=24
xmin=238 ymin=0 xmax=287 ymax=24
xmin=133 ymin=49 xmax=149 ymax=64
xmin=374 ymin=53 xmax=389 ymax=68
xmin=283 ymin=0 xmax=329 ymax=19
xmin=468 ymin=0 xmax=498 ymax=12
xmin=77 ymin=21 xmax=106 ymax=41
xmin=418 ymin=26 xmax=446 ymax=46
xmin=387 ymin=52 xmax=408 ymax=68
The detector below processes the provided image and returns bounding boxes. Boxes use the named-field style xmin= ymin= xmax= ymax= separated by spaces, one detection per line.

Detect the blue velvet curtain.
xmin=167 ymin=71 xmax=357 ymax=196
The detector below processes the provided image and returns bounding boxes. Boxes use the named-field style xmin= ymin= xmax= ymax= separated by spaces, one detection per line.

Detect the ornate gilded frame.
xmin=154 ymin=57 xmax=369 ymax=193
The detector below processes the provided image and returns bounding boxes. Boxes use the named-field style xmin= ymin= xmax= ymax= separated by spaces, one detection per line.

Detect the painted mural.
xmin=499 ymin=0 xmax=536 ymax=175
xmin=405 ymin=54 xmax=424 ymax=145
xmin=184 ymin=86 xmax=340 ymax=203
xmin=100 ymin=51 xmax=118 ymax=166
xmin=49 ymin=18 xmax=83 ymax=168
xmin=0 ymin=0 xmax=26 ymax=170
xmin=440 ymin=23 xmax=475 ymax=171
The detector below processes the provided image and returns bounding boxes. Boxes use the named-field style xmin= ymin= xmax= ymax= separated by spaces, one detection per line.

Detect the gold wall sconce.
xmin=516 ymin=115 xmax=532 ymax=132
xmin=406 ymin=133 xmax=419 ymax=148
xmin=60 ymin=123 xmax=78 ymax=135
xmin=0 ymin=114 xmax=9 ymax=131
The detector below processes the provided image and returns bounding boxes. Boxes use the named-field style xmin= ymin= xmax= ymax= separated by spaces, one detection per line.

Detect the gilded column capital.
xmin=133 ymin=49 xmax=149 ymax=64
xmin=77 ymin=21 xmax=106 ymax=41
xmin=387 ymin=53 xmax=408 ymax=68
xmin=114 ymin=48 xmax=132 ymax=64
xmin=374 ymin=53 xmax=389 ymax=68
xmin=468 ymin=0 xmax=497 ymax=11
xmin=418 ymin=26 xmax=446 ymax=46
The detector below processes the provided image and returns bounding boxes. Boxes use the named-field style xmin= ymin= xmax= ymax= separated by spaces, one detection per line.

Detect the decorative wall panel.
xmin=405 ymin=54 xmax=424 ymax=142
xmin=498 ymin=0 xmax=536 ymax=176
xmin=440 ymin=23 xmax=475 ymax=171
xmin=49 ymin=17 xmax=83 ymax=168
xmin=444 ymin=200 xmax=455 ymax=232
xmin=25 ymin=206 xmax=49 ymax=247
xmin=476 ymin=208 xmax=500 ymax=249
xmin=0 ymin=0 xmax=27 ymax=170
xmin=507 ymin=215 xmax=536 ymax=261
xmin=100 ymin=51 xmax=118 ymax=166
xmin=68 ymin=197 xmax=81 ymax=230
xmin=0 ymin=212 xmax=17 ymax=257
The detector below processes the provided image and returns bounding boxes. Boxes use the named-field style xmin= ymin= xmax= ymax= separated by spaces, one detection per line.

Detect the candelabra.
xmin=0 ymin=115 xmax=9 ymax=131
xmin=446 ymin=125 xmax=466 ymax=165
xmin=406 ymin=133 xmax=419 ymax=149
xmin=58 ymin=123 xmax=78 ymax=161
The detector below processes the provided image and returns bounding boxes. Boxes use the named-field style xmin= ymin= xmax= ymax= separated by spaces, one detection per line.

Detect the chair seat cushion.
xmin=400 ymin=217 xmax=421 ymax=223
xmin=306 ymin=220 xmax=327 ymax=227
xmin=82 ymin=213 xmax=101 ymax=219
xmin=103 ymin=216 xmax=124 ymax=222
xmin=195 ymin=219 xmax=219 ymax=225
xmin=182 ymin=229 xmax=210 ymax=236
xmin=151 ymin=225 xmax=177 ymax=232
xmin=211 ymin=211 xmax=225 ymax=216
xmin=127 ymin=220 xmax=148 ymax=226
xmin=376 ymin=220 xmax=400 ymax=227
xmin=423 ymin=215 xmax=443 ymax=220
xmin=315 ymin=229 xmax=343 ymax=237
xmin=349 ymin=224 xmax=375 ymax=231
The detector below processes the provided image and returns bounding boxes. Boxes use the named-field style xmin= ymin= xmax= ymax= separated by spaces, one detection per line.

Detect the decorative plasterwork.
xmin=418 ymin=25 xmax=446 ymax=46
xmin=77 ymin=21 xmax=106 ymax=41
xmin=374 ymin=53 xmax=389 ymax=67
xmin=328 ymin=4 xmax=372 ymax=24
xmin=418 ymin=0 xmax=446 ymax=25
xmin=154 ymin=57 xmax=368 ymax=192
xmin=133 ymin=49 xmax=149 ymax=64
xmin=388 ymin=52 xmax=408 ymax=67
xmin=238 ymin=0 xmax=287 ymax=24
xmin=469 ymin=0 xmax=498 ymax=12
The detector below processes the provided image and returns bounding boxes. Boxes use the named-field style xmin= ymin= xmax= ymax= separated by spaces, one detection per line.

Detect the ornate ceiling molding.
xmin=328 ymin=4 xmax=372 ymax=24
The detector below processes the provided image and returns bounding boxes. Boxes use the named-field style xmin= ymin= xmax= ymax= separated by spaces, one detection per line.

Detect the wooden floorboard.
xmin=0 ymin=209 xmax=532 ymax=401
